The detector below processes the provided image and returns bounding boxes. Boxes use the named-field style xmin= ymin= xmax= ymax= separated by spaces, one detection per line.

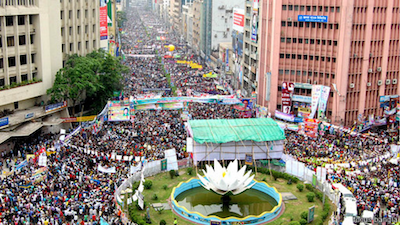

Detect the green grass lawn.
xmin=125 ymin=168 xmax=334 ymax=225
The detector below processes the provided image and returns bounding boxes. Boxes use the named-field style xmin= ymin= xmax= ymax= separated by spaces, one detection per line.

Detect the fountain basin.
xmin=171 ymin=178 xmax=283 ymax=225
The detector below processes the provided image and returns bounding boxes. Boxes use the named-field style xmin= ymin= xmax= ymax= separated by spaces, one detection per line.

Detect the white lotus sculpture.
xmin=197 ymin=159 xmax=255 ymax=196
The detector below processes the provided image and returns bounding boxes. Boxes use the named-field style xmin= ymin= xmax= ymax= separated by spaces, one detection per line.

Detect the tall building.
xmin=0 ymin=0 xmax=62 ymax=111
xmin=242 ymin=0 xmax=260 ymax=97
xmin=257 ymin=0 xmax=400 ymax=126
xmin=60 ymin=0 xmax=100 ymax=66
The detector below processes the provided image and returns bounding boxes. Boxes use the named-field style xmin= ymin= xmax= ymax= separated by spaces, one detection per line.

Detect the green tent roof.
xmin=188 ymin=118 xmax=285 ymax=144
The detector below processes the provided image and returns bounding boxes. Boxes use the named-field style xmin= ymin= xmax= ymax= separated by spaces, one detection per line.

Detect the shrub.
xmin=187 ymin=167 xmax=193 ymax=175
xmin=299 ymin=219 xmax=307 ymax=225
xmin=317 ymin=220 xmax=324 ymax=225
xmin=144 ymin=180 xmax=153 ymax=190
xmin=306 ymin=192 xmax=315 ymax=202
xmin=305 ymin=183 xmax=313 ymax=191
xmin=138 ymin=220 xmax=146 ymax=225
xmin=152 ymin=194 xmax=158 ymax=200
xmin=162 ymin=184 xmax=168 ymax=190
xmin=297 ymin=184 xmax=304 ymax=192
xmin=262 ymin=177 xmax=267 ymax=182
xmin=288 ymin=221 xmax=301 ymax=225
xmin=323 ymin=203 xmax=331 ymax=211
xmin=169 ymin=170 xmax=175 ymax=179
xmin=300 ymin=211 xmax=308 ymax=220
xmin=160 ymin=220 xmax=167 ymax=225
xmin=316 ymin=192 xmax=323 ymax=201
xmin=321 ymin=210 xmax=329 ymax=221
xmin=291 ymin=176 xmax=299 ymax=183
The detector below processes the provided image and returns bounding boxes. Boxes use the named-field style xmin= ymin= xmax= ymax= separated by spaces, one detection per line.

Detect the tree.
xmin=117 ymin=11 xmax=127 ymax=27
xmin=47 ymin=54 xmax=102 ymax=115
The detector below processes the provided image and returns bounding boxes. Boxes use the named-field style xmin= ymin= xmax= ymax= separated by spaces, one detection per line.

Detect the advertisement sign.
xmin=308 ymin=206 xmax=315 ymax=223
xmin=245 ymin=154 xmax=253 ymax=165
xmin=309 ymin=85 xmax=322 ymax=119
xmin=304 ymin=118 xmax=319 ymax=138
xmin=275 ymin=110 xmax=295 ymax=122
xmin=226 ymin=48 xmax=229 ymax=70
xmin=252 ymin=0 xmax=259 ymax=12
xmin=135 ymin=102 xmax=184 ymax=110
xmin=379 ymin=95 xmax=399 ymax=102
xmin=45 ymin=101 xmax=67 ymax=113
xmin=251 ymin=13 xmax=258 ymax=42
xmin=107 ymin=101 xmax=130 ymax=121
xmin=62 ymin=116 xmax=97 ymax=123
xmin=0 ymin=117 xmax=9 ymax=128
xmin=292 ymin=95 xmax=312 ymax=103
xmin=25 ymin=112 xmax=35 ymax=119
xmin=317 ymin=86 xmax=331 ymax=119
xmin=232 ymin=8 xmax=245 ymax=32
xmin=232 ymin=31 xmax=243 ymax=58
xmin=234 ymin=98 xmax=253 ymax=111
xmin=298 ymin=15 xmax=328 ymax=23
xmin=107 ymin=0 xmax=112 ymax=27
xmin=295 ymin=83 xmax=313 ymax=89
xmin=281 ymin=82 xmax=294 ymax=114
xmin=100 ymin=5 xmax=108 ymax=40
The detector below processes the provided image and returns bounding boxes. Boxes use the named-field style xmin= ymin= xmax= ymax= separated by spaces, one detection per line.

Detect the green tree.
xmin=117 ymin=11 xmax=127 ymax=27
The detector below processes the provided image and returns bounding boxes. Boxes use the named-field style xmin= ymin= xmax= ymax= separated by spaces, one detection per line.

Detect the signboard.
xmin=25 ymin=112 xmax=35 ymax=119
xmin=295 ymin=83 xmax=313 ymax=89
xmin=161 ymin=159 xmax=167 ymax=171
xmin=62 ymin=115 xmax=97 ymax=123
xmin=232 ymin=8 xmax=245 ymax=32
xmin=45 ymin=101 xmax=67 ymax=113
xmin=281 ymin=82 xmax=294 ymax=114
xmin=312 ymin=174 xmax=317 ymax=187
xmin=210 ymin=221 xmax=221 ymax=225
xmin=304 ymin=118 xmax=319 ymax=138
xmin=292 ymin=95 xmax=312 ymax=103
xmin=245 ymin=154 xmax=253 ymax=165
xmin=308 ymin=206 xmax=315 ymax=223
xmin=298 ymin=15 xmax=328 ymax=23
xmin=107 ymin=0 xmax=112 ymax=27
xmin=379 ymin=95 xmax=399 ymax=102
xmin=317 ymin=86 xmax=331 ymax=119
xmin=99 ymin=5 xmax=108 ymax=40
xmin=107 ymin=101 xmax=130 ymax=121
xmin=309 ymin=85 xmax=322 ymax=118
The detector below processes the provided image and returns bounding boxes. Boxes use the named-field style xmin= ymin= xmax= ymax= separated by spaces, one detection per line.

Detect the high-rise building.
xmin=257 ymin=0 xmax=400 ymax=126
xmin=60 ymin=0 xmax=100 ymax=66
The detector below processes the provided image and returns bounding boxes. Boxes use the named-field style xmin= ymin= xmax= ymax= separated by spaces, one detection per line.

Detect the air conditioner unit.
xmin=314 ymin=80 xmax=318 ymax=84
xmin=367 ymin=82 xmax=371 ymax=86
xmin=386 ymin=79 xmax=391 ymax=85
xmin=368 ymin=69 xmax=373 ymax=73
xmin=377 ymin=80 xmax=383 ymax=86
xmin=393 ymin=79 xmax=398 ymax=84
xmin=350 ymin=83 xmax=355 ymax=88
xmin=377 ymin=67 xmax=382 ymax=72
xmin=214 ymin=34 xmax=217 ymax=38
xmin=287 ymin=17 xmax=292 ymax=21
xmin=307 ymin=79 xmax=311 ymax=84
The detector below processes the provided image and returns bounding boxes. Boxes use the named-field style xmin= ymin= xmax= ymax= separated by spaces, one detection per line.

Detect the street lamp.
xmin=332 ymin=83 xmax=341 ymax=125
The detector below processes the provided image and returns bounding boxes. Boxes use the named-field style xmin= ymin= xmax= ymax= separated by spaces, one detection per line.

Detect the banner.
xmin=135 ymin=102 xmax=184 ymax=110
xmin=232 ymin=8 xmax=245 ymax=32
xmin=309 ymin=85 xmax=322 ymax=119
xmin=0 ymin=117 xmax=9 ymax=128
xmin=107 ymin=101 xmax=130 ymax=121
xmin=62 ymin=115 xmax=97 ymax=123
xmin=98 ymin=164 xmax=116 ymax=173
xmin=31 ymin=167 xmax=48 ymax=183
xmin=251 ymin=0 xmax=259 ymax=42
xmin=161 ymin=159 xmax=167 ymax=171
xmin=304 ymin=118 xmax=319 ymax=138
xmin=15 ymin=160 xmax=28 ymax=170
xmin=245 ymin=154 xmax=253 ymax=165
xmin=317 ymin=86 xmax=331 ymax=119
xmin=45 ymin=101 xmax=67 ymax=113
xmin=107 ymin=0 xmax=112 ymax=27
xmin=203 ymin=72 xmax=218 ymax=78
xmin=100 ymin=5 xmax=108 ymax=40
xmin=38 ymin=153 xmax=47 ymax=167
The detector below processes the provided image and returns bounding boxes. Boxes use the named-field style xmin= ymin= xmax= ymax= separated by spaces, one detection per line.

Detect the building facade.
xmin=257 ymin=0 xmax=400 ymax=126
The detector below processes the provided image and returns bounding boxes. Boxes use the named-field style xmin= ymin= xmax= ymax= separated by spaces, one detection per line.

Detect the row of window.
xmin=61 ymin=24 xmax=96 ymax=36
xmin=279 ymin=53 xmax=337 ymax=63
xmin=0 ymin=73 xmax=37 ymax=87
xmin=280 ymin=37 xmax=338 ymax=46
xmin=4 ymin=15 xmax=34 ymax=26
xmin=282 ymin=21 xmax=339 ymax=29
xmin=282 ymin=5 xmax=340 ymax=13
xmin=62 ymin=40 xmax=96 ymax=53
xmin=3 ymin=35 xmax=34 ymax=47
xmin=278 ymin=69 xmax=336 ymax=79
xmin=0 ymin=54 xmax=35 ymax=68
xmin=60 ymin=9 xmax=96 ymax=20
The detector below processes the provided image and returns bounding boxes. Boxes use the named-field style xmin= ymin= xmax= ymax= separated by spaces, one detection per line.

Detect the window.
xmin=288 ymin=5 xmax=293 ymax=10
xmin=92 ymin=24 xmax=95 ymax=33
xmin=0 ymin=79 xmax=4 ymax=87
xmin=279 ymin=69 xmax=283 ymax=75
xmin=306 ymin=6 xmax=311 ymax=11
xmin=305 ymin=39 xmax=309 ymax=44
xmin=285 ymin=70 xmax=290 ymax=74
xmin=20 ymin=55 xmax=27 ymax=65
xmin=317 ymin=39 xmax=321 ymax=45
xmin=322 ymin=40 xmax=326 ymax=45
xmin=311 ymin=22 xmax=316 ymax=28
xmin=19 ymin=35 xmax=26 ymax=45
xmin=69 ymin=27 xmax=72 ymax=35
xmin=77 ymin=10 xmax=80 ymax=19
xmin=14 ymin=101 xmax=18 ymax=110
xmin=308 ymin=72 xmax=312 ymax=76
xmin=297 ymin=55 xmax=302 ymax=59
xmin=327 ymin=57 xmax=331 ymax=62
xmin=21 ymin=74 xmax=28 ymax=82
xmin=286 ymin=54 xmax=290 ymax=59
xmin=294 ymin=22 xmax=298 ymax=27
xmin=332 ymin=74 xmax=335 ymax=79
xmin=313 ymin=6 xmax=317 ymax=11
xmin=326 ymin=74 xmax=330 ymax=79
xmin=335 ymin=24 xmax=339 ymax=29
xmin=30 ymin=34 xmax=34 ymax=44
xmin=8 ymin=57 xmax=16 ymax=67
xmin=85 ymin=10 xmax=88 ymax=18
xmin=280 ymin=54 xmax=284 ymax=58
xmin=32 ymin=72 xmax=37 ymax=79
xmin=78 ymin=42 xmax=81 ymax=50
xmin=287 ymin=38 xmax=291 ymax=43
xmin=62 ymin=44 xmax=65 ymax=53
xmin=321 ymin=57 xmax=325 ymax=62
xmin=69 ymin=10 xmax=72 ymax=19
xmin=6 ymin=16 xmax=13 ymax=26
xmin=319 ymin=6 xmax=323 ymax=12
xmin=325 ymin=6 xmax=329 ymax=12
xmin=318 ymin=23 xmax=322 ymax=28
xmin=281 ymin=37 xmax=285 ymax=43
xmin=297 ymin=71 xmax=301 ymax=75
xmin=337 ymin=7 xmax=340 ymax=13
xmin=334 ymin=41 xmax=338 ymax=46
xmin=328 ymin=40 xmax=332 ymax=45
xmin=281 ymin=21 xmax=286 ymax=27
xmin=309 ymin=55 xmax=314 ymax=60
xmin=303 ymin=55 xmax=308 ymax=60
xmin=86 ymin=41 xmax=89 ymax=49
xmin=291 ymin=54 xmax=296 ymax=59
xmin=330 ymin=7 xmax=335 ymax=12
xmin=61 ymin=11 xmax=63 ymax=19
xmin=70 ymin=43 xmax=73 ymax=51
xmin=93 ymin=9 xmax=95 ymax=17
xmin=299 ymin=22 xmax=304 ymax=27
xmin=277 ymin=105 xmax=282 ymax=110
xmin=293 ymin=38 xmax=297 ymax=43
xmin=310 ymin=39 xmax=314 ymax=44
xmin=61 ymin=27 xmax=64 ymax=36
xmin=291 ymin=70 xmax=295 ymax=75
xmin=303 ymin=71 xmax=307 ymax=76
xmin=315 ymin=56 xmax=319 ymax=61
xmin=300 ymin=6 xmax=305 ymax=11
xmin=306 ymin=22 xmax=310 ymax=28
xmin=294 ymin=5 xmax=299 ymax=11
xmin=93 ymin=40 xmax=96 ymax=48
xmin=29 ymin=15 xmax=33 ymax=24
xmin=333 ymin=58 xmax=336 ymax=63
xmin=324 ymin=24 xmax=327 ymax=29
xmin=282 ymin=5 xmax=287 ymax=10
xmin=77 ymin=26 xmax=80 ymax=34
xmin=7 ymin=37 xmax=14 ymax=47
xmin=85 ymin=25 xmax=88 ymax=33
xmin=0 ymin=59 xmax=3 ymax=68
xmin=31 ymin=54 xmax=35 ymax=63
xmin=287 ymin=22 xmax=292 ymax=27
xmin=18 ymin=16 xmax=25 ymax=25
xmin=298 ymin=38 xmax=303 ymax=43
xmin=9 ymin=76 xmax=17 ymax=84
xmin=329 ymin=24 xmax=333 ymax=29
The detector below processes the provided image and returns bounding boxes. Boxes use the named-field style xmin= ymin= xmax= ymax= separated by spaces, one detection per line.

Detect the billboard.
xmin=107 ymin=0 xmax=113 ymax=27
xmin=317 ymin=86 xmax=331 ymax=119
xmin=281 ymin=82 xmax=294 ymax=114
xmin=232 ymin=31 xmax=243 ymax=58
xmin=0 ymin=117 xmax=9 ymax=128
xmin=232 ymin=8 xmax=245 ymax=33
xmin=107 ymin=101 xmax=130 ymax=121
xmin=45 ymin=101 xmax=67 ymax=113
xmin=309 ymin=85 xmax=322 ymax=119
xmin=100 ymin=5 xmax=108 ymax=40
xmin=298 ymin=15 xmax=328 ymax=23
xmin=251 ymin=0 xmax=259 ymax=43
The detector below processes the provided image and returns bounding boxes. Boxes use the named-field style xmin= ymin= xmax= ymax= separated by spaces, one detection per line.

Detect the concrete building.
xmin=192 ymin=0 xmax=202 ymax=54
xmin=182 ymin=2 xmax=193 ymax=46
xmin=60 ymin=0 xmax=100 ymax=66
xmin=257 ymin=0 xmax=400 ymax=126
xmin=242 ymin=0 xmax=259 ymax=97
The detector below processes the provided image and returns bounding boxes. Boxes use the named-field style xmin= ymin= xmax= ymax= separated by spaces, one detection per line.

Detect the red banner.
xmin=100 ymin=6 xmax=108 ymax=40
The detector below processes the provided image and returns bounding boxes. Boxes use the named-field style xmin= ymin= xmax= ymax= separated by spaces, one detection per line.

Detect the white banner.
xmin=130 ymin=164 xmax=142 ymax=174
xmin=97 ymin=164 xmax=116 ymax=173
xmin=317 ymin=86 xmax=331 ymax=119
xmin=165 ymin=148 xmax=178 ymax=171
xmin=38 ymin=153 xmax=47 ymax=167
xmin=309 ymin=85 xmax=322 ymax=119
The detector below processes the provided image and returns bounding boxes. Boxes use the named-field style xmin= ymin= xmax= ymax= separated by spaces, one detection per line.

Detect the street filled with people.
xmin=1 ymin=4 xmax=400 ymax=225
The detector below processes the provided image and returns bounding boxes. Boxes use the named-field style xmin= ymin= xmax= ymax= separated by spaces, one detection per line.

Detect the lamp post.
xmin=332 ymin=83 xmax=341 ymax=125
